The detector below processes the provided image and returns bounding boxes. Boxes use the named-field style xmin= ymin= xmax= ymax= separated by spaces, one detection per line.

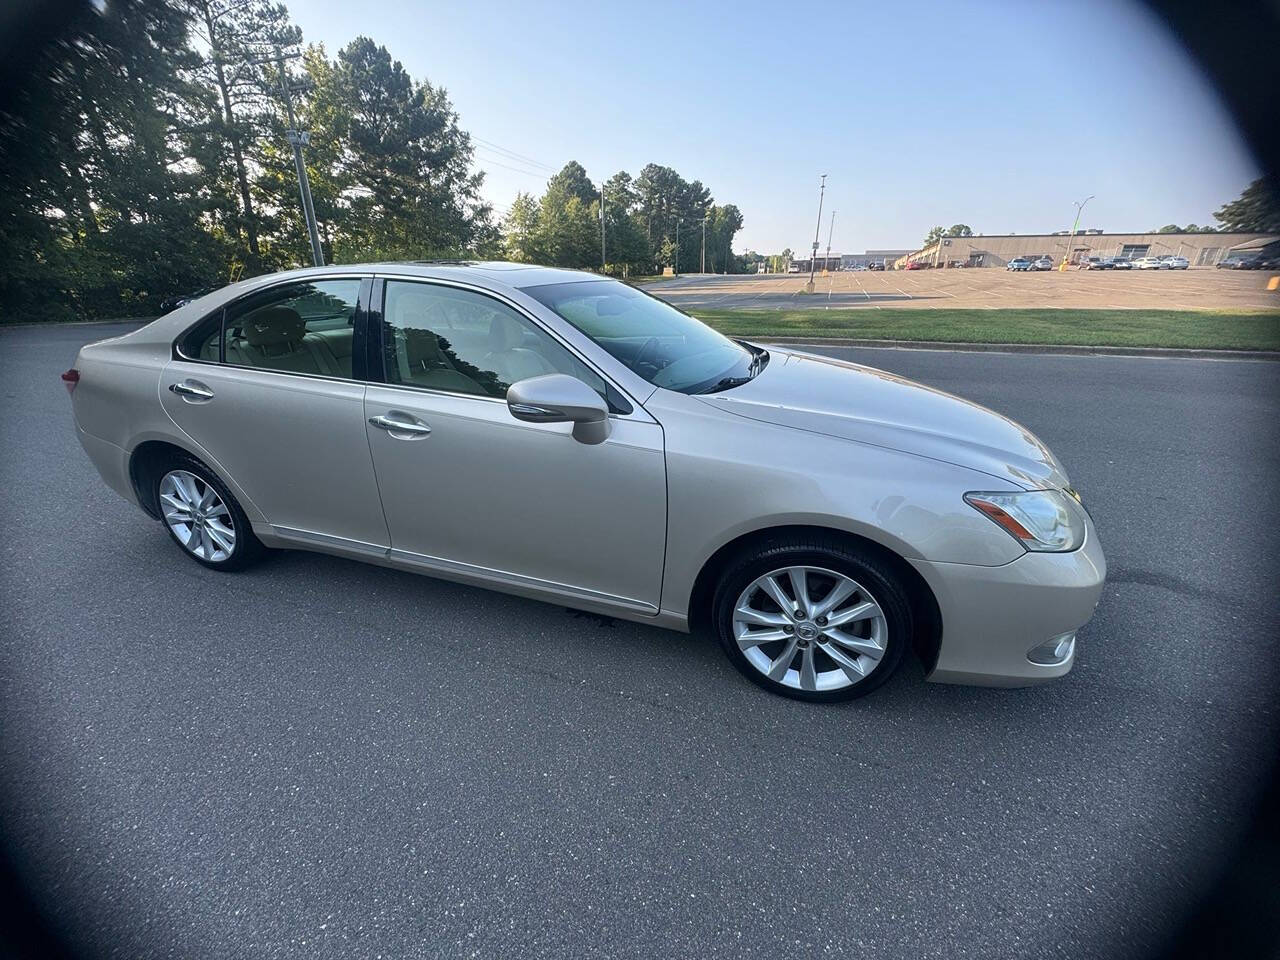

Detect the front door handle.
xmin=169 ymin=380 xmax=214 ymax=401
xmin=368 ymin=413 xmax=432 ymax=438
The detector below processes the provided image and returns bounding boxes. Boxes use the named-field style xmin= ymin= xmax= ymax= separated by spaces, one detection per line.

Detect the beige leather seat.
xmin=482 ymin=313 xmax=557 ymax=386
xmin=401 ymin=327 xmax=485 ymax=394
xmin=226 ymin=306 xmax=343 ymax=376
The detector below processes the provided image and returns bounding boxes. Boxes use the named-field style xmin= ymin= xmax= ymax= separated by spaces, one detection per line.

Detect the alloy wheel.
xmin=732 ymin=565 xmax=887 ymax=693
xmin=158 ymin=469 xmax=236 ymax=562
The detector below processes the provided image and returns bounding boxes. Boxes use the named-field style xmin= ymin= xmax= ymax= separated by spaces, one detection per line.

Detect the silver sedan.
xmin=66 ymin=262 xmax=1105 ymax=702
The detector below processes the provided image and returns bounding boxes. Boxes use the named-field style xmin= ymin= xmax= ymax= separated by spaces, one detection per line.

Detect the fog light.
xmin=1027 ymin=632 xmax=1075 ymax=666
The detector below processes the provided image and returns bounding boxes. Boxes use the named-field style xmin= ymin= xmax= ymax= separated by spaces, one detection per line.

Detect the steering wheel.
xmin=630 ymin=336 xmax=662 ymax=374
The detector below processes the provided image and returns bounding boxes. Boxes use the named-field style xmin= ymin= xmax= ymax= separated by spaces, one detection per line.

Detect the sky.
xmin=289 ymin=0 xmax=1258 ymax=255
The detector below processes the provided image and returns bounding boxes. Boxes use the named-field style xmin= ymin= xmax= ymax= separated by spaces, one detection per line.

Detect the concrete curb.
xmin=759 ymin=336 xmax=1280 ymax=361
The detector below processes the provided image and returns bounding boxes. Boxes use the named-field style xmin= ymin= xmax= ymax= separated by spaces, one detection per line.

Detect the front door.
xmin=363 ymin=279 xmax=667 ymax=613
xmin=161 ymin=276 xmax=390 ymax=553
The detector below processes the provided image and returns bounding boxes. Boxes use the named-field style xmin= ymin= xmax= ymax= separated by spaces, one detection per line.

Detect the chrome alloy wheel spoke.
xmin=159 ymin=470 xmax=235 ymax=562
xmin=731 ymin=565 xmax=888 ymax=692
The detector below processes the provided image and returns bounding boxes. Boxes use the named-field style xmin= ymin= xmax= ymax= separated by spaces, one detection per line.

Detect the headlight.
xmin=964 ymin=489 xmax=1086 ymax=552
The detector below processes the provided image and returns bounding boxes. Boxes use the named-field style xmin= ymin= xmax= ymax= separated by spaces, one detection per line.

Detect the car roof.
xmin=253 ymin=260 xmax=605 ymax=292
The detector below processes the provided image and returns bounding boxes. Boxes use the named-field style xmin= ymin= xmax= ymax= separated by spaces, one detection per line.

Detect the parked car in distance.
xmin=1006 ymin=258 xmax=1031 ymax=271
xmin=1108 ymin=257 xmax=1133 ymax=270
xmin=904 ymin=260 xmax=927 ymax=270
xmin=1030 ymin=257 xmax=1054 ymax=271
xmin=1216 ymin=255 xmax=1256 ymax=269
xmin=1079 ymin=257 xmax=1108 ymax=270
xmin=159 ymin=286 xmax=217 ymax=314
xmin=65 ymin=262 xmax=1105 ymax=703
xmin=867 ymin=261 xmax=886 ymax=271
xmin=1132 ymin=257 xmax=1164 ymax=269
xmin=1159 ymin=256 xmax=1190 ymax=270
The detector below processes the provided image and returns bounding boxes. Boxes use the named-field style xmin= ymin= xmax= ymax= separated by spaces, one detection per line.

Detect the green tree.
xmin=1214 ymin=178 xmax=1280 ymax=232
xmin=601 ymin=171 xmax=648 ymax=275
xmin=924 ymin=223 xmax=973 ymax=247
xmin=706 ymin=204 xmax=744 ymax=273
xmin=502 ymin=191 xmax=542 ymax=263
xmin=187 ymin=0 xmax=300 ymax=268
xmin=546 ymin=161 xmax=597 ymax=207
xmin=317 ymin=37 xmax=492 ymax=261
xmin=1 ymin=0 xmax=226 ymax=321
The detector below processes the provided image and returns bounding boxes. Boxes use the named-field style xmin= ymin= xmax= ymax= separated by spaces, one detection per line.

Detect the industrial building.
xmin=788 ymin=249 xmax=914 ymax=272
xmin=898 ymin=231 xmax=1278 ymax=269
xmin=843 ymin=249 xmax=914 ymax=269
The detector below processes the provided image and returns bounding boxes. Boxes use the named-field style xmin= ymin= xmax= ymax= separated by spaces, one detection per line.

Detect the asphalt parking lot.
xmin=649 ymin=267 xmax=1280 ymax=311
xmin=2 ymin=321 xmax=1278 ymax=959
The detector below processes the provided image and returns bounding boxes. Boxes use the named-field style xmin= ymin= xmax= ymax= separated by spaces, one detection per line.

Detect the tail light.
xmin=61 ymin=368 xmax=79 ymax=394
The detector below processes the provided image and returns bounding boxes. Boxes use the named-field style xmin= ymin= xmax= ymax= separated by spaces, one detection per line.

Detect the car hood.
xmin=695 ymin=347 xmax=1069 ymax=490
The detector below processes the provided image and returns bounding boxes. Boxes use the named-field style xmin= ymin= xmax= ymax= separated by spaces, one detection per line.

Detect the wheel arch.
xmin=687 ymin=524 xmax=943 ymax=674
xmin=127 ymin=438 xmax=256 ymax=523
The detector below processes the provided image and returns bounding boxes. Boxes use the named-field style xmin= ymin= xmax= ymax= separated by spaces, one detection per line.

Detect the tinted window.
xmin=219 ymin=280 xmax=362 ymax=379
xmin=381 ymin=280 xmax=607 ymax=400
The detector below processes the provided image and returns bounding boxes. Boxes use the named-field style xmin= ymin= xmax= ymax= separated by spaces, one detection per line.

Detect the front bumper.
xmin=909 ymin=517 xmax=1106 ymax=687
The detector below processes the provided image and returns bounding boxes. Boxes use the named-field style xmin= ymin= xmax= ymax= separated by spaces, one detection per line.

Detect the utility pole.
xmin=806 ymin=174 xmax=827 ymax=293
xmin=825 ymin=209 xmax=836 ymax=274
xmin=600 ymin=181 xmax=606 ymax=271
xmin=271 ymin=45 xmax=323 ymax=266
xmin=674 ymin=217 xmax=681 ymax=276
xmin=701 ymin=215 xmax=707 ymax=274
xmin=1059 ymin=194 xmax=1094 ymax=271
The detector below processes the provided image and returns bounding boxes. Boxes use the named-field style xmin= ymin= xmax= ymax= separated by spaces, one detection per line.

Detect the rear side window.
xmin=178 ymin=280 xmax=363 ymax=379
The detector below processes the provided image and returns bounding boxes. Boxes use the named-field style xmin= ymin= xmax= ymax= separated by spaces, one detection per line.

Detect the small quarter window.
xmin=177 ymin=311 xmax=223 ymax=362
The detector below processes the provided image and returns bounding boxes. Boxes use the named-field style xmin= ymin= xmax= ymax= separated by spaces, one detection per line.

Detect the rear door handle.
xmin=169 ymin=380 xmax=214 ymax=401
xmin=368 ymin=413 xmax=432 ymax=438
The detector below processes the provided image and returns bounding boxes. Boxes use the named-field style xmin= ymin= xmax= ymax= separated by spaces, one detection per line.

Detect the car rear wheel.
xmin=155 ymin=457 xmax=265 ymax=571
xmin=712 ymin=538 xmax=911 ymax=702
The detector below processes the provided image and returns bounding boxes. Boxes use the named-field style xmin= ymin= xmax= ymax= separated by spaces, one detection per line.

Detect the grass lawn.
xmin=692 ymin=308 xmax=1280 ymax=351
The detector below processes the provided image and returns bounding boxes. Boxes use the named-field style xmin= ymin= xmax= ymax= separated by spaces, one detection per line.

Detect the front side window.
xmin=213 ymin=279 xmax=362 ymax=379
xmin=522 ymin=279 xmax=758 ymax=395
xmin=381 ymin=280 xmax=607 ymax=400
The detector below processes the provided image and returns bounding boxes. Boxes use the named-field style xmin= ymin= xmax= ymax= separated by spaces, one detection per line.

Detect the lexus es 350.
xmin=67 ymin=262 xmax=1105 ymax=702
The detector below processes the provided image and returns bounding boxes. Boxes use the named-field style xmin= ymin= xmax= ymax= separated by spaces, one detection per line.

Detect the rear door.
xmin=160 ymin=275 xmax=390 ymax=553
xmin=362 ymin=277 xmax=667 ymax=614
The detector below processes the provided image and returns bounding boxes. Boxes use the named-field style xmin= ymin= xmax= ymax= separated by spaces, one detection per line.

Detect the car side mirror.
xmin=507 ymin=374 xmax=612 ymax=445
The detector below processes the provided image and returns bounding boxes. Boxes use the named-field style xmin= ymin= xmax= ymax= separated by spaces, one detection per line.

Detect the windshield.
xmin=523 ymin=279 xmax=760 ymax=394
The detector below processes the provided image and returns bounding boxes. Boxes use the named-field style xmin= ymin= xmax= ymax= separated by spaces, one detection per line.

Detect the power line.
xmin=475 ymin=153 xmax=553 ymax=179
xmin=471 ymin=136 xmax=556 ymax=172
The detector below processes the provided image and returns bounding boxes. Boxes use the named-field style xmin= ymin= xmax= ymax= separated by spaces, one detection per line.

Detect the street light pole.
xmin=600 ymin=181 xmax=606 ymax=271
xmin=806 ymin=174 xmax=827 ymax=293
xmin=674 ymin=217 xmax=680 ymax=277
xmin=701 ymin=215 xmax=707 ymax=274
xmin=1059 ymin=194 xmax=1094 ymax=271
xmin=272 ymin=44 xmax=323 ymax=266
xmin=825 ymin=209 xmax=835 ymax=274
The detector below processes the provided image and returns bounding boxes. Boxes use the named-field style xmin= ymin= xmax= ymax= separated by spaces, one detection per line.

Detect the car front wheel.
xmin=155 ymin=456 xmax=265 ymax=571
xmin=712 ymin=537 xmax=911 ymax=702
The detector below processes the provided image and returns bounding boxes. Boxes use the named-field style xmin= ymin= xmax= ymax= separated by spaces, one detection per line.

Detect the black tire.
xmin=711 ymin=535 xmax=912 ymax=703
xmin=153 ymin=454 xmax=266 ymax=571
